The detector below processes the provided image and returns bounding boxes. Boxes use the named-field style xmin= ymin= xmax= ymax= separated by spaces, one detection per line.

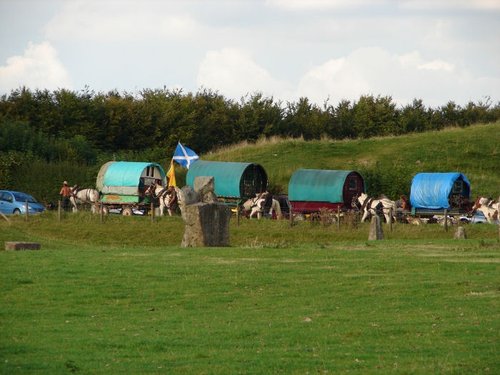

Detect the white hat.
xmin=63 ymin=181 xmax=68 ymax=185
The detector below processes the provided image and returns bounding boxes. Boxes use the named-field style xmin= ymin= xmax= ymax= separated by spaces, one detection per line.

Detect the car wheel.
xmin=13 ymin=209 xmax=21 ymax=215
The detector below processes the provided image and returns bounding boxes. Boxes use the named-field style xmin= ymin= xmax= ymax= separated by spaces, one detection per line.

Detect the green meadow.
xmin=1 ymin=122 xmax=499 ymax=373
xmin=1 ymin=213 xmax=499 ymax=374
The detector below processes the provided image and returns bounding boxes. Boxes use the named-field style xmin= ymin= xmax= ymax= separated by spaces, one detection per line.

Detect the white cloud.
xmin=296 ymin=47 xmax=499 ymax=106
xmin=267 ymin=0 xmax=500 ymax=11
xmin=44 ymin=0 xmax=198 ymax=42
xmin=0 ymin=41 xmax=71 ymax=92
xmin=417 ymin=60 xmax=454 ymax=72
xmin=195 ymin=46 xmax=499 ymax=107
xmin=399 ymin=0 xmax=500 ymax=11
xmin=265 ymin=0 xmax=384 ymax=10
xmin=197 ymin=48 xmax=292 ymax=99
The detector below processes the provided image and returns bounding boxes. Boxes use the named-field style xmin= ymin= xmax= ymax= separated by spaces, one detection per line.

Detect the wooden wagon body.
xmin=288 ymin=169 xmax=365 ymax=214
xmin=96 ymin=161 xmax=166 ymax=215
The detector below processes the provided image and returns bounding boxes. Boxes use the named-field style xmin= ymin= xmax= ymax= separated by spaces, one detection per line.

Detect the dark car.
xmin=0 ymin=190 xmax=46 ymax=215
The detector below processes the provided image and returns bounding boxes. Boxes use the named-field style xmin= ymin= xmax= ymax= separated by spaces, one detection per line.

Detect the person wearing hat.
xmin=59 ymin=181 xmax=72 ymax=211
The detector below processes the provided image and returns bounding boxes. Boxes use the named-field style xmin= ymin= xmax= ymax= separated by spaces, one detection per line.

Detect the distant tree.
xmin=399 ymin=99 xmax=432 ymax=133
xmin=234 ymin=93 xmax=283 ymax=141
xmin=282 ymin=97 xmax=327 ymax=140
xmin=329 ymin=100 xmax=355 ymax=139
xmin=352 ymin=95 xmax=397 ymax=138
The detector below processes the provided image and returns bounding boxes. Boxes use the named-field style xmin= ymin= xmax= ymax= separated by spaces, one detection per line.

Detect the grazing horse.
xmin=70 ymin=186 xmax=100 ymax=213
xmin=471 ymin=196 xmax=499 ymax=223
xmin=352 ymin=192 xmax=397 ymax=223
xmin=146 ymin=183 xmax=178 ymax=216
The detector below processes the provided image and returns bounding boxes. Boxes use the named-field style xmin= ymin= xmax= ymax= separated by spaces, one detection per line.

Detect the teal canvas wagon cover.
xmin=96 ymin=161 xmax=166 ymax=203
xmin=289 ymin=169 xmax=365 ymax=211
xmin=186 ymin=160 xmax=268 ymax=199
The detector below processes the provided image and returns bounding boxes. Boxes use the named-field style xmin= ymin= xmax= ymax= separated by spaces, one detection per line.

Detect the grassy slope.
xmin=205 ymin=122 xmax=500 ymax=197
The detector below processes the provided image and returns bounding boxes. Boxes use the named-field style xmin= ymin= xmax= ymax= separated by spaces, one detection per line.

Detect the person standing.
xmin=59 ymin=181 xmax=72 ymax=211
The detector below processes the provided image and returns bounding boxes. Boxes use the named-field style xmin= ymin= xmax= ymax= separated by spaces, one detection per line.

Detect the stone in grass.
xmin=5 ymin=242 xmax=41 ymax=251
xmin=181 ymin=203 xmax=231 ymax=247
xmin=454 ymin=226 xmax=467 ymax=240
xmin=368 ymin=215 xmax=384 ymax=241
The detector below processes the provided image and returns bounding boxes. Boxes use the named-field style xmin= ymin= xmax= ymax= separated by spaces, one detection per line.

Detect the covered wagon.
xmin=288 ymin=169 xmax=365 ymax=214
xmin=409 ymin=172 xmax=471 ymax=216
xmin=186 ymin=160 xmax=268 ymax=201
xmin=96 ymin=161 xmax=166 ymax=215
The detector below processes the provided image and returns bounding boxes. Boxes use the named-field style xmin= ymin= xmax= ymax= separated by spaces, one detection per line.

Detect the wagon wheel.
xmin=122 ymin=207 xmax=133 ymax=216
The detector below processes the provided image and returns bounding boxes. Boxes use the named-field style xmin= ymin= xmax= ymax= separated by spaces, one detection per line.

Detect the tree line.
xmin=0 ymin=86 xmax=499 ymax=202
xmin=1 ymin=87 xmax=499 ymax=155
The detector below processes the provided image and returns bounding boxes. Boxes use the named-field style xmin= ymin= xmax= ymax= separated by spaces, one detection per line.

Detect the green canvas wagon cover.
xmin=186 ymin=160 xmax=268 ymax=199
xmin=288 ymin=169 xmax=365 ymax=212
xmin=96 ymin=161 xmax=166 ymax=203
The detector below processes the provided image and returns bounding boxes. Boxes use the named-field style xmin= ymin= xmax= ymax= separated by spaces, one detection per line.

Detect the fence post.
xmin=444 ymin=209 xmax=448 ymax=231
xmin=337 ymin=206 xmax=340 ymax=230
xmin=289 ymin=207 xmax=294 ymax=227
xmin=389 ymin=207 xmax=393 ymax=232
xmin=25 ymin=200 xmax=29 ymax=221
xmin=151 ymin=202 xmax=154 ymax=222
xmin=58 ymin=200 xmax=62 ymax=222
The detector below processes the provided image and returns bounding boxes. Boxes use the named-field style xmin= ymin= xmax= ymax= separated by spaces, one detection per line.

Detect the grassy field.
xmin=205 ymin=122 xmax=500 ymax=197
xmin=1 ymin=213 xmax=499 ymax=374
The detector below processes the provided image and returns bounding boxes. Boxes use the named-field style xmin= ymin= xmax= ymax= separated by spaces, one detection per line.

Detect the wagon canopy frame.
xmin=96 ymin=161 xmax=166 ymax=202
xmin=288 ymin=169 xmax=365 ymax=212
xmin=409 ymin=172 xmax=471 ymax=210
xmin=186 ymin=160 xmax=268 ymax=199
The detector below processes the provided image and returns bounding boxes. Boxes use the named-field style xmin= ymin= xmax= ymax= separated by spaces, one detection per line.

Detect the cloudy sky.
xmin=1 ymin=0 xmax=499 ymax=107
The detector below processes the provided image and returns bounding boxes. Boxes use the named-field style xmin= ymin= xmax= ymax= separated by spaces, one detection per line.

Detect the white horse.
xmin=471 ymin=196 xmax=499 ymax=223
xmin=146 ymin=183 xmax=178 ymax=216
xmin=242 ymin=192 xmax=282 ymax=219
xmin=70 ymin=186 xmax=100 ymax=213
xmin=353 ymin=192 xmax=397 ymax=223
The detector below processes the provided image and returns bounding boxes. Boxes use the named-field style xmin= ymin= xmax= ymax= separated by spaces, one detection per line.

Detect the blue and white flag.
xmin=172 ymin=142 xmax=199 ymax=169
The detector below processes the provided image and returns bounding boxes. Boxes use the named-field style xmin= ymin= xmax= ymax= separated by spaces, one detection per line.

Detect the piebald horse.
xmin=242 ymin=191 xmax=282 ymax=219
xmin=146 ymin=183 xmax=178 ymax=216
xmin=471 ymin=196 xmax=499 ymax=223
xmin=352 ymin=192 xmax=397 ymax=223
xmin=70 ymin=186 xmax=100 ymax=213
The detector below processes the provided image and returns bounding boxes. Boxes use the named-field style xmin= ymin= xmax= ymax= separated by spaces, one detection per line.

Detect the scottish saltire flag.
xmin=172 ymin=142 xmax=199 ymax=169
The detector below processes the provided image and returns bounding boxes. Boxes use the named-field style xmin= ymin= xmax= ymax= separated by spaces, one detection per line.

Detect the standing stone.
xmin=181 ymin=203 xmax=231 ymax=247
xmin=368 ymin=214 xmax=384 ymax=240
xmin=179 ymin=176 xmax=231 ymax=247
xmin=193 ymin=176 xmax=218 ymax=203
xmin=454 ymin=226 xmax=467 ymax=239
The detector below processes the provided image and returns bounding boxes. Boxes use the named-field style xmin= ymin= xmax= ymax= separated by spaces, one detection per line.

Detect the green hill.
xmin=203 ymin=122 xmax=500 ymax=199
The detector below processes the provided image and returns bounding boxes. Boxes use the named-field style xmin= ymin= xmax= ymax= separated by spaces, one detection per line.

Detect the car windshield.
xmin=13 ymin=192 xmax=38 ymax=203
